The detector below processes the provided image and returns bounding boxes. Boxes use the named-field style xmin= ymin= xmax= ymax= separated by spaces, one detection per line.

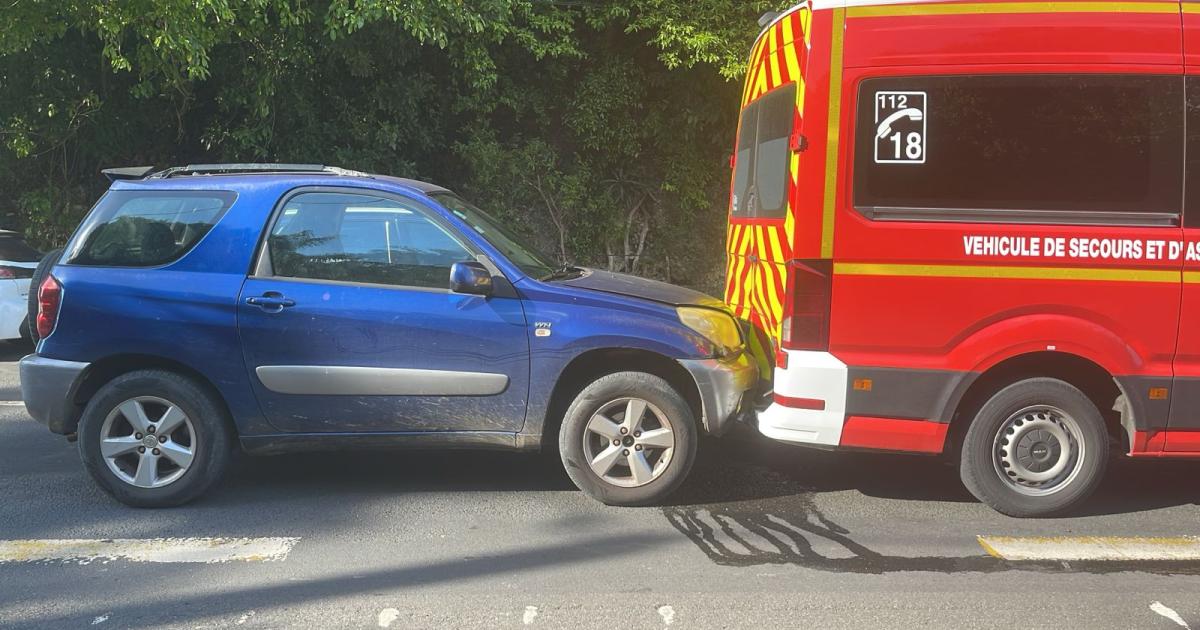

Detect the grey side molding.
xmin=255 ymin=365 xmax=509 ymax=397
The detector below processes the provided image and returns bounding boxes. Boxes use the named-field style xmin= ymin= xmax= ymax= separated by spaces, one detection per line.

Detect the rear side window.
xmin=854 ymin=75 xmax=1183 ymax=223
xmin=67 ymin=191 xmax=235 ymax=267
xmin=732 ymin=83 xmax=797 ymax=219
xmin=266 ymin=192 xmax=473 ymax=289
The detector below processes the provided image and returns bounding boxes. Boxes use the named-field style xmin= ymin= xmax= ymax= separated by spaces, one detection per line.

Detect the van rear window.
xmin=732 ymin=83 xmax=797 ymax=219
xmin=853 ymin=74 xmax=1183 ymax=223
xmin=66 ymin=191 xmax=235 ymax=267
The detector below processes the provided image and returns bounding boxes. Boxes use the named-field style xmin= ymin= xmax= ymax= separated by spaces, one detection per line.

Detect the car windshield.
xmin=432 ymin=193 xmax=558 ymax=279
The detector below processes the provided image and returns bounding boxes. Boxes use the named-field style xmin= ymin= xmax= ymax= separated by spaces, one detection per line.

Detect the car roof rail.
xmin=150 ymin=163 xmax=372 ymax=179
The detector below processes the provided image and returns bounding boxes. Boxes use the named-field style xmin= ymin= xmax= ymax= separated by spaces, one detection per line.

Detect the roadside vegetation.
xmin=1 ymin=0 xmax=781 ymax=292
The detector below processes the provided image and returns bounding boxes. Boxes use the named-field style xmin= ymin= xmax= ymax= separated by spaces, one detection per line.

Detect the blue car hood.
xmin=558 ymin=269 xmax=723 ymax=308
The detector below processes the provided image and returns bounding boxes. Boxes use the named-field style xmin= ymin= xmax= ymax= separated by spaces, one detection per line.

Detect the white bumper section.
xmin=757 ymin=350 xmax=848 ymax=447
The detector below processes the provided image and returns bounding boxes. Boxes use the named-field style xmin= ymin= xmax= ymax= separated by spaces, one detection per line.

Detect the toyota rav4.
xmin=21 ymin=164 xmax=757 ymax=507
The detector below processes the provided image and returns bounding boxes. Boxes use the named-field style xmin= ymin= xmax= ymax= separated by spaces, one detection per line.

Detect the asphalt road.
xmin=3 ymin=343 xmax=1200 ymax=629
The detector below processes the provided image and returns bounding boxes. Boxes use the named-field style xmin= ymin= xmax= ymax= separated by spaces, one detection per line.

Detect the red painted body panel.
xmin=839 ymin=416 xmax=949 ymax=454
xmin=730 ymin=1 xmax=1200 ymax=456
xmin=845 ymin=10 xmax=1182 ymax=69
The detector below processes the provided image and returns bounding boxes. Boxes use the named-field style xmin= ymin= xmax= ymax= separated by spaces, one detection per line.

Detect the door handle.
xmin=246 ymin=293 xmax=296 ymax=311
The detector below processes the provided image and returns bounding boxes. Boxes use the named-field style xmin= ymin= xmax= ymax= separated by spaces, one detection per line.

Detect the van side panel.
xmin=758 ymin=1 xmax=1187 ymax=453
xmin=831 ymin=3 xmax=1184 ymax=443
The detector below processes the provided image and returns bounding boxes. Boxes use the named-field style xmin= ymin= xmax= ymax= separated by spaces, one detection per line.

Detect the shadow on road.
xmin=660 ymin=426 xmax=1200 ymax=575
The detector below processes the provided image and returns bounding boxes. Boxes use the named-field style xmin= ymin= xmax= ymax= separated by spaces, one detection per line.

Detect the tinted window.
xmin=755 ymin=84 xmax=796 ymax=218
xmin=732 ymin=83 xmax=797 ymax=219
xmin=0 ymin=235 xmax=41 ymax=262
xmin=1186 ymin=77 xmax=1200 ymax=228
xmin=67 ymin=191 xmax=235 ymax=267
xmin=854 ymin=75 xmax=1183 ymax=219
xmin=268 ymin=192 xmax=473 ymax=289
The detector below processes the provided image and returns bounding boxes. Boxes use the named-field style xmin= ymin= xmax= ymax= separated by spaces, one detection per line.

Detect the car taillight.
xmin=780 ymin=260 xmax=832 ymax=352
xmin=0 ymin=265 xmax=34 ymax=279
xmin=36 ymin=275 xmax=62 ymax=339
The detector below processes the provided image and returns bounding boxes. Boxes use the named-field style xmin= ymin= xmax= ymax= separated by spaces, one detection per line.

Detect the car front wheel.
xmin=559 ymin=371 xmax=697 ymax=506
xmin=78 ymin=370 xmax=234 ymax=508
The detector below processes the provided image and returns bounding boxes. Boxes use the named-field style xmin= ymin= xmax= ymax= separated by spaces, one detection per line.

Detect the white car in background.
xmin=0 ymin=231 xmax=42 ymax=341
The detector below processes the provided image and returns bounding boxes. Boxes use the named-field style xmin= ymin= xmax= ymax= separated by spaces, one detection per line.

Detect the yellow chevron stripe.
xmin=847 ymin=1 xmax=1178 ymax=18
xmin=800 ymin=8 xmax=813 ymax=48
xmin=743 ymin=35 xmax=768 ymax=105
xmin=819 ymin=8 xmax=845 ymax=259
xmin=766 ymin=225 xmax=785 ymax=263
xmin=767 ymin=25 xmax=784 ymax=88
xmin=836 ymin=262 xmax=1180 ymax=283
xmin=781 ymin=17 xmax=803 ymax=83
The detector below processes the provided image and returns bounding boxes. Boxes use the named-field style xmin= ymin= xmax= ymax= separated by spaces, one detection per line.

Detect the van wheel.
xmin=559 ymin=372 xmax=697 ymax=506
xmin=77 ymin=370 xmax=234 ymax=508
xmin=959 ymin=378 xmax=1108 ymax=517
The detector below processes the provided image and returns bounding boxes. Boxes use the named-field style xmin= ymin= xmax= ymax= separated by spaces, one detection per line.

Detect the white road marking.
xmin=0 ymin=400 xmax=25 ymax=406
xmin=658 ymin=605 xmax=676 ymax=626
xmin=0 ymin=537 xmax=299 ymax=564
xmin=1151 ymin=602 xmax=1190 ymax=629
xmin=377 ymin=608 xmax=400 ymax=628
xmin=91 ymin=614 xmax=110 ymax=625
xmin=523 ymin=606 xmax=539 ymax=625
xmin=978 ymin=536 xmax=1200 ymax=562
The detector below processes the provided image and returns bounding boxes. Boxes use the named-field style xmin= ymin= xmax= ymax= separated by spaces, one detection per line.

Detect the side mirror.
xmin=449 ymin=261 xmax=493 ymax=297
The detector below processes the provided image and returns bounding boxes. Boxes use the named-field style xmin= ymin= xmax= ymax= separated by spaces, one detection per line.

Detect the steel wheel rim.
xmin=991 ymin=405 xmax=1085 ymax=497
xmin=582 ymin=397 xmax=676 ymax=488
xmin=99 ymin=396 xmax=197 ymax=489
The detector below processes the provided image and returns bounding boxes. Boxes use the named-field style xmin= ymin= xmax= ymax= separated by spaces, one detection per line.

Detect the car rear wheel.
xmin=559 ymin=371 xmax=697 ymax=506
xmin=959 ymin=378 xmax=1108 ymax=517
xmin=78 ymin=370 xmax=234 ymax=507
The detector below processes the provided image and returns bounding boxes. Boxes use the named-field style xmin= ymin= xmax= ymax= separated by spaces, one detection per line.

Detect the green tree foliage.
xmin=1 ymin=0 xmax=784 ymax=291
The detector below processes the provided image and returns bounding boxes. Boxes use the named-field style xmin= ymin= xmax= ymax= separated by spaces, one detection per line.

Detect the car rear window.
xmin=732 ymin=83 xmax=797 ymax=220
xmin=66 ymin=190 xmax=236 ymax=267
xmin=0 ymin=235 xmax=41 ymax=262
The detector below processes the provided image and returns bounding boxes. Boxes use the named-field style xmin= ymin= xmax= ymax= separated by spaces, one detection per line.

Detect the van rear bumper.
xmin=20 ymin=354 xmax=89 ymax=435
xmin=757 ymin=350 xmax=848 ymax=446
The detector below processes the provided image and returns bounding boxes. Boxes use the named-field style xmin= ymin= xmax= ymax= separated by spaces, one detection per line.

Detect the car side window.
xmin=853 ymin=74 xmax=1184 ymax=224
xmin=267 ymin=192 xmax=474 ymax=289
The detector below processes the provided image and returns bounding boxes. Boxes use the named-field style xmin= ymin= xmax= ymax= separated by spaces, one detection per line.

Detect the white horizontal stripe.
xmin=0 ymin=400 xmax=26 ymax=406
xmin=979 ymin=536 xmax=1200 ymax=561
xmin=810 ymin=0 xmax=960 ymax=9
xmin=0 ymin=537 xmax=299 ymax=564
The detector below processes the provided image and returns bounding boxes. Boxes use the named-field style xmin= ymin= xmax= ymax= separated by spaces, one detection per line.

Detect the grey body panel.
xmin=254 ymin=366 xmax=510 ymax=397
xmin=239 ymin=430 xmax=533 ymax=455
xmin=680 ymin=353 xmax=759 ymax=435
xmin=844 ymin=367 xmax=974 ymax=424
xmin=19 ymin=354 xmax=89 ymax=434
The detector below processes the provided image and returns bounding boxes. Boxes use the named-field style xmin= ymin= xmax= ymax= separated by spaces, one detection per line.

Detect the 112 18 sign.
xmin=874 ymin=91 xmax=927 ymax=164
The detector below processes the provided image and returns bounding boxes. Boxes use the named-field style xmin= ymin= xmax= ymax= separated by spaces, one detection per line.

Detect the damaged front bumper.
xmin=679 ymin=351 xmax=759 ymax=436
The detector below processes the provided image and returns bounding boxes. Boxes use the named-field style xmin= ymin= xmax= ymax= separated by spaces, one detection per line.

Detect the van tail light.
xmin=780 ymin=260 xmax=832 ymax=352
xmin=36 ymin=275 xmax=62 ymax=339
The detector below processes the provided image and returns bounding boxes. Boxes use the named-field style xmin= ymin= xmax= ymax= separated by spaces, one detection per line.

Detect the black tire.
xmin=959 ymin=378 xmax=1108 ymax=517
xmin=26 ymin=247 xmax=63 ymax=343
xmin=559 ymin=371 xmax=697 ymax=506
xmin=77 ymin=370 xmax=234 ymax=508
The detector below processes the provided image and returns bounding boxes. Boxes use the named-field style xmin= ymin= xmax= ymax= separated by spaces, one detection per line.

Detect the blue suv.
xmin=20 ymin=164 xmax=758 ymax=507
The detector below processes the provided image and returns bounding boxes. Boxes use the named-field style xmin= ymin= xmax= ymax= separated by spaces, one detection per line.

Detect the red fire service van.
xmin=727 ymin=0 xmax=1200 ymax=516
